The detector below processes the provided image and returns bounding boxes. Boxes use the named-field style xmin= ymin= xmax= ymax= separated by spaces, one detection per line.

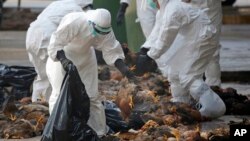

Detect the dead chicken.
xmin=21 ymin=111 xmax=48 ymax=134
xmin=3 ymin=119 xmax=35 ymax=139
xmin=18 ymin=97 xmax=32 ymax=105
xmin=17 ymin=103 xmax=49 ymax=135
xmin=98 ymin=66 xmax=111 ymax=81
xmin=115 ymin=79 xmax=139 ymax=121
xmin=0 ymin=120 xmax=9 ymax=138
xmin=18 ymin=103 xmax=49 ymax=114
xmin=1 ymin=100 xmax=49 ymax=139
xmin=133 ymin=90 xmax=160 ymax=113
xmin=201 ymin=127 xmax=230 ymax=141
xmin=161 ymin=101 xmax=202 ymax=124
xmin=2 ymin=96 xmax=18 ymax=121
xmin=162 ymin=114 xmax=182 ymax=127
xmin=181 ymin=130 xmax=205 ymax=141
xmin=110 ymin=70 xmax=123 ymax=81
xmin=121 ymin=43 xmax=138 ymax=67
xmin=141 ymin=124 xmax=178 ymax=141
xmin=211 ymin=87 xmax=250 ymax=115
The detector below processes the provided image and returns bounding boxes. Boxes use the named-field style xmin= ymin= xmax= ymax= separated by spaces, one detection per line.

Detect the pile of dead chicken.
xmin=1 ymin=65 xmax=250 ymax=140
xmin=0 ymin=97 xmax=49 ymax=139
xmin=98 ymin=66 xmax=250 ymax=141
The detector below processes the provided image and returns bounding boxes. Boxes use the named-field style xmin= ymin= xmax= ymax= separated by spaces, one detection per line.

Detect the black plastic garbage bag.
xmin=103 ymin=100 xmax=129 ymax=132
xmin=0 ymin=64 xmax=37 ymax=99
xmin=41 ymin=71 xmax=72 ymax=141
xmin=41 ymin=65 xmax=99 ymax=141
xmin=0 ymin=87 xmax=5 ymax=108
xmin=0 ymin=64 xmax=37 ymax=88
xmin=69 ymin=117 xmax=100 ymax=141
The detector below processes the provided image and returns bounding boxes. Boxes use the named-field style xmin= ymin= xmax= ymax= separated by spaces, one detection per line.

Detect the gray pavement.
xmin=220 ymin=25 xmax=250 ymax=71
xmin=0 ymin=31 xmax=30 ymax=66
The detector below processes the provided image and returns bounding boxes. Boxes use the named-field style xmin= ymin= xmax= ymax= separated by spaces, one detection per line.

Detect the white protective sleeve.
xmin=48 ymin=14 xmax=85 ymax=61
xmin=147 ymin=6 xmax=188 ymax=60
xmin=95 ymin=31 xmax=125 ymax=66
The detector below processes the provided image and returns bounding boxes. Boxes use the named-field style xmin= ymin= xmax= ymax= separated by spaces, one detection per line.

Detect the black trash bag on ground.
xmin=69 ymin=117 xmax=100 ymax=141
xmin=0 ymin=87 xmax=5 ymax=108
xmin=103 ymin=100 xmax=129 ymax=132
xmin=41 ymin=72 xmax=72 ymax=141
xmin=41 ymin=65 xmax=100 ymax=141
xmin=0 ymin=64 xmax=36 ymax=88
xmin=0 ymin=64 xmax=37 ymax=99
xmin=127 ymin=111 xmax=145 ymax=130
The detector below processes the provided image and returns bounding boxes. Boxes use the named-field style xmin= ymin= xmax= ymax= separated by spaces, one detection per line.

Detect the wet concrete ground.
xmin=219 ymin=25 xmax=250 ymax=94
xmin=220 ymin=25 xmax=250 ymax=71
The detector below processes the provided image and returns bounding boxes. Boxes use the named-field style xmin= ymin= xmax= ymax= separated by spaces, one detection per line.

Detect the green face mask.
xmin=88 ymin=20 xmax=111 ymax=37
xmin=89 ymin=21 xmax=97 ymax=37
xmin=147 ymin=0 xmax=157 ymax=9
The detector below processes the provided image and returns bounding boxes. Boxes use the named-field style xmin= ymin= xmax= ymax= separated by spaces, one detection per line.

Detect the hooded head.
xmin=86 ymin=8 xmax=112 ymax=36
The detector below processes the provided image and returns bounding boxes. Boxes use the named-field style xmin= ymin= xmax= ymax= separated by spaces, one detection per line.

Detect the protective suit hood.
xmin=86 ymin=9 xmax=112 ymax=33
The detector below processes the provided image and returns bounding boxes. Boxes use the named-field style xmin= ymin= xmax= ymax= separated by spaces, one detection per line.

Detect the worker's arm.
xmin=147 ymin=7 xmax=186 ymax=60
xmin=95 ymin=31 xmax=136 ymax=81
xmin=136 ymin=6 xmax=189 ymax=75
xmin=48 ymin=13 xmax=83 ymax=61
xmin=95 ymin=31 xmax=125 ymax=66
xmin=114 ymin=59 xmax=136 ymax=80
xmin=116 ymin=0 xmax=131 ymax=25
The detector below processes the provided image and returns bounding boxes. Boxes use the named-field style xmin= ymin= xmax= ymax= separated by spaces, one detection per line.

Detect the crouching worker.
xmin=46 ymin=9 xmax=135 ymax=137
xmin=26 ymin=0 xmax=94 ymax=102
xmin=136 ymin=0 xmax=226 ymax=119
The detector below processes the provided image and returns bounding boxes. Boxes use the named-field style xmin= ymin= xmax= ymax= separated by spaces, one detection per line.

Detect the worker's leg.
xmin=87 ymin=96 xmax=107 ymax=137
xmin=136 ymin=0 xmax=157 ymax=38
xmin=29 ymin=49 xmax=51 ymax=102
xmin=46 ymin=58 xmax=65 ymax=113
xmin=205 ymin=47 xmax=221 ymax=86
xmin=168 ymin=68 xmax=193 ymax=104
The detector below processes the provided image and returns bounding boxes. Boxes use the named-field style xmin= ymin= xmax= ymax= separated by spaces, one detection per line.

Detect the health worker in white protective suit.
xmin=26 ymin=0 xmax=93 ymax=102
xmin=46 ymin=8 xmax=136 ymax=136
xmin=136 ymin=0 xmax=226 ymax=118
xmin=191 ymin=0 xmax=222 ymax=87
xmin=150 ymin=0 xmax=222 ymax=105
xmin=117 ymin=0 xmax=159 ymax=38
xmin=139 ymin=0 xmax=222 ymax=87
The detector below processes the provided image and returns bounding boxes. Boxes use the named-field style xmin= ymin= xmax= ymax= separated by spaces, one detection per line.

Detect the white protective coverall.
xmin=158 ymin=0 xmax=222 ymax=104
xmin=120 ymin=0 xmax=158 ymax=38
xmin=146 ymin=0 xmax=226 ymax=118
xmin=141 ymin=0 xmax=166 ymax=47
xmin=46 ymin=9 xmax=125 ymax=136
xmin=26 ymin=0 xmax=93 ymax=102
xmin=191 ymin=0 xmax=222 ymax=86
